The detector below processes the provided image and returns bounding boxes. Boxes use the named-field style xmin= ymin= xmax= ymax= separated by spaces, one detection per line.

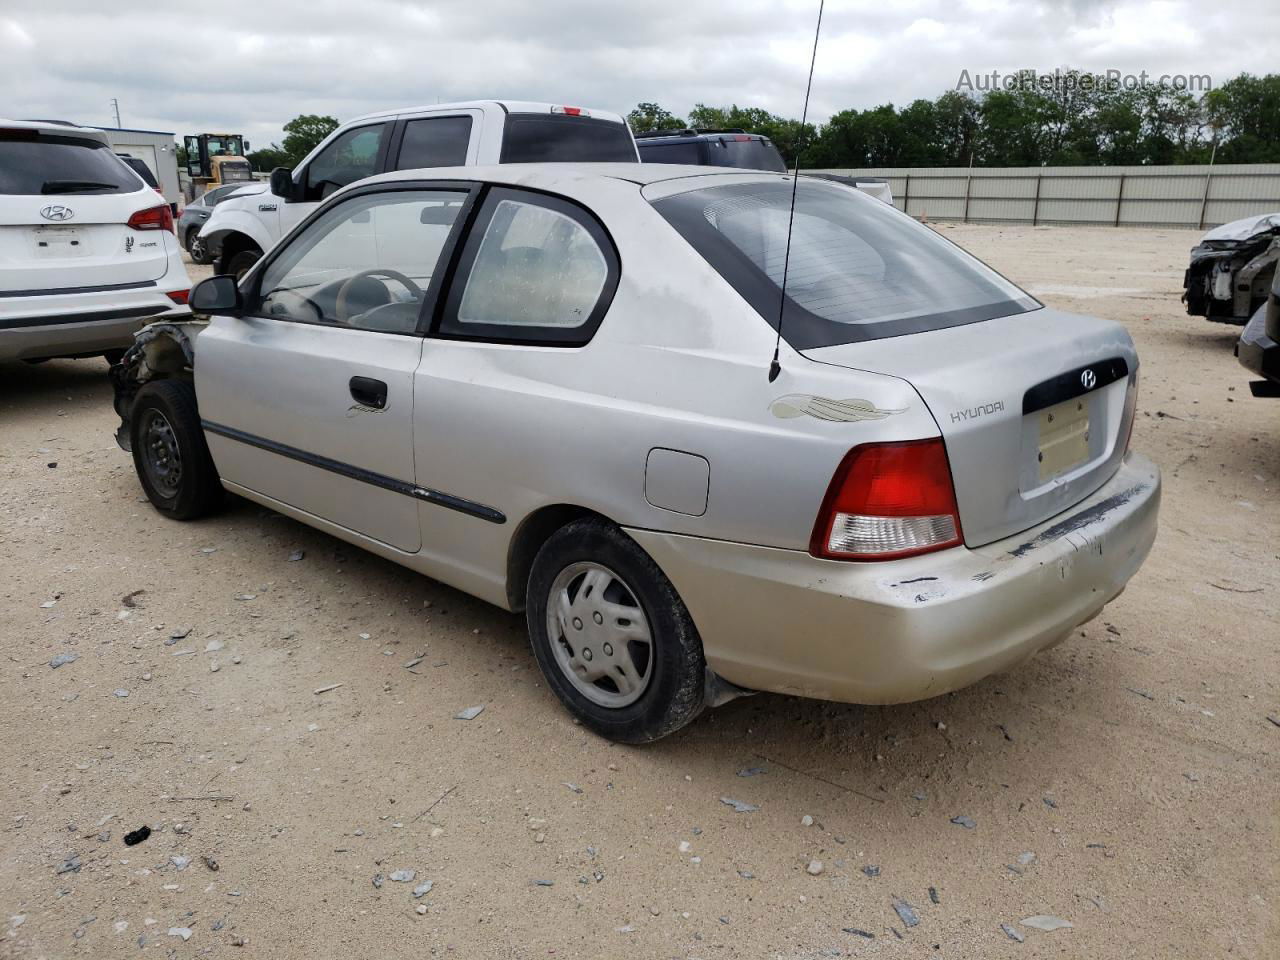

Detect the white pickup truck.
xmin=200 ymin=100 xmax=639 ymax=277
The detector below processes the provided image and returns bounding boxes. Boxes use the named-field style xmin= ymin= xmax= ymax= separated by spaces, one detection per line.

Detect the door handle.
xmin=349 ymin=376 xmax=388 ymax=409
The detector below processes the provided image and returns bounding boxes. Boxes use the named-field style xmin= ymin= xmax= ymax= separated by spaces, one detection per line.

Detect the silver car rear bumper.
xmin=630 ymin=451 xmax=1160 ymax=705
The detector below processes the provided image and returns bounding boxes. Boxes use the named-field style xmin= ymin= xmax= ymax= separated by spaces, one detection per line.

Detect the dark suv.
xmin=636 ymin=129 xmax=787 ymax=172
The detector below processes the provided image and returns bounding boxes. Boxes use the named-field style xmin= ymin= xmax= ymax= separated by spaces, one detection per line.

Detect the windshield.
xmin=500 ymin=114 xmax=637 ymax=163
xmin=0 ymin=132 xmax=141 ymax=195
xmin=705 ymin=137 xmax=788 ymax=173
xmin=653 ymin=178 xmax=1039 ymax=347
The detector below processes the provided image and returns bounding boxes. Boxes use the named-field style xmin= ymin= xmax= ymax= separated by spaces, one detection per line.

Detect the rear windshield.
xmin=705 ymin=137 xmax=788 ymax=173
xmin=653 ymin=178 xmax=1039 ymax=347
xmin=0 ymin=132 xmax=141 ymax=195
xmin=638 ymin=140 xmax=704 ymax=165
xmin=500 ymin=113 xmax=637 ymax=163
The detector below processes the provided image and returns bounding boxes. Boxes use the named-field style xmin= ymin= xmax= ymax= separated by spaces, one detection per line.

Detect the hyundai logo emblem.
xmin=1081 ymin=369 xmax=1097 ymax=389
xmin=40 ymin=204 xmax=75 ymax=222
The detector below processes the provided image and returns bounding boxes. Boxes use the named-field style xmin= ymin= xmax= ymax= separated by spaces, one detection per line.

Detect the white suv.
xmin=1 ymin=120 xmax=192 ymax=364
xmin=200 ymin=100 xmax=638 ymax=277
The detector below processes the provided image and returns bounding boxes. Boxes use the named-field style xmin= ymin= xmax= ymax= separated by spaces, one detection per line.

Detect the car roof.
xmin=359 ymin=162 xmax=788 ymax=191
xmin=345 ymin=100 xmax=628 ymax=126
xmin=2 ymin=118 xmax=111 ymax=144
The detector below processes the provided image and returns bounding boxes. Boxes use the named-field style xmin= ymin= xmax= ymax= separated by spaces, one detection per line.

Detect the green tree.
xmin=1204 ymin=73 xmax=1280 ymax=163
xmin=247 ymin=146 xmax=290 ymax=171
xmin=281 ymin=114 xmax=340 ymax=166
xmin=686 ymin=104 xmax=729 ymax=129
xmin=627 ymin=102 xmax=684 ymax=133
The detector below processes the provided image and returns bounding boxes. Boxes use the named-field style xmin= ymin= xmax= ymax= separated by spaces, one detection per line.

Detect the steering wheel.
xmin=334 ymin=269 xmax=424 ymax=323
xmin=264 ymin=287 xmax=324 ymax=323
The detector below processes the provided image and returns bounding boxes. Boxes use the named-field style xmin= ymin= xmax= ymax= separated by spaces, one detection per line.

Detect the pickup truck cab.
xmin=201 ymin=101 xmax=638 ymax=277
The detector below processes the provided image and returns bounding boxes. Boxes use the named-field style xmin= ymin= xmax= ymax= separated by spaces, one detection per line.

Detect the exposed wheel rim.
xmin=189 ymin=234 xmax=207 ymax=260
xmin=545 ymin=561 xmax=654 ymax=708
xmin=139 ymin=408 xmax=182 ymax=499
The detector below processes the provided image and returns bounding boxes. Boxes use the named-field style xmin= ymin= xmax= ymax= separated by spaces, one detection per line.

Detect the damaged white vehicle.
xmin=112 ymin=164 xmax=1160 ymax=742
xmin=1183 ymin=212 xmax=1280 ymax=323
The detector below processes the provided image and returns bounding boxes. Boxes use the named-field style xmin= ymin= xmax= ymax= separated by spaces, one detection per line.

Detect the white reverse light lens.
xmin=827 ymin=513 xmax=959 ymax=557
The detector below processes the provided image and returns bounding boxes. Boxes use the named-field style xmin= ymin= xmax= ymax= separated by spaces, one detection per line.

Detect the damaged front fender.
xmin=1183 ymin=213 xmax=1280 ymax=323
xmin=109 ymin=319 xmax=208 ymax=451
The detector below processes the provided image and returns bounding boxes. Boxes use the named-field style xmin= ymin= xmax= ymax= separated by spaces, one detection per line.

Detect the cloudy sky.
xmin=2 ymin=0 xmax=1273 ymax=146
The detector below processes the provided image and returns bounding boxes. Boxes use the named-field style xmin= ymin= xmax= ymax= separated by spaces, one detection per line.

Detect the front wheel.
xmin=526 ymin=519 xmax=706 ymax=743
xmin=129 ymin=380 xmax=222 ymax=520
xmin=224 ymin=249 xmax=261 ymax=281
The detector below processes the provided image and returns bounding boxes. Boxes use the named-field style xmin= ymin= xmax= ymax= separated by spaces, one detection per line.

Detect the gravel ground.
xmin=2 ymin=225 xmax=1277 ymax=959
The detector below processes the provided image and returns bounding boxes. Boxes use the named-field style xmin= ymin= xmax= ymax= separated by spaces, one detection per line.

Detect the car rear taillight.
xmin=810 ymin=439 xmax=964 ymax=561
xmin=551 ymin=105 xmax=587 ymax=116
xmin=1121 ymin=371 xmax=1139 ymax=454
xmin=127 ymin=204 xmax=173 ymax=232
xmin=166 ymin=290 xmax=190 ymax=305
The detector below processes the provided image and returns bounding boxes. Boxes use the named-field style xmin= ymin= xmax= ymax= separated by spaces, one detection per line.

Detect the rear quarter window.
xmin=0 ymin=132 xmax=140 ymax=195
xmin=500 ymin=114 xmax=637 ymax=163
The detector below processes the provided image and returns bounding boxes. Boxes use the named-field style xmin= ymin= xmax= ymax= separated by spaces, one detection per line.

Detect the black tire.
xmin=103 ymin=349 xmax=126 ymax=366
xmin=129 ymin=380 xmax=222 ymax=520
xmin=187 ymin=230 xmax=213 ymax=265
xmin=526 ymin=518 xmax=706 ymax=743
xmin=224 ymin=249 xmax=261 ymax=281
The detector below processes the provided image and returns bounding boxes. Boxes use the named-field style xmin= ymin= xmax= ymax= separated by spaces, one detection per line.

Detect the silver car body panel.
xmin=145 ymin=163 xmax=1158 ymax=704
xmin=633 ymin=452 xmax=1159 ymax=703
xmin=805 ymin=308 xmax=1138 ymax=547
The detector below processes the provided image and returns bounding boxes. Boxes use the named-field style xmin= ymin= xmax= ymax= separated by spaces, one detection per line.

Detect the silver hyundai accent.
xmin=112 ymin=164 xmax=1161 ymax=743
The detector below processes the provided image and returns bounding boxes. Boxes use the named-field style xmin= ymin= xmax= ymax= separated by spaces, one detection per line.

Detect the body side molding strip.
xmin=201 ymin=420 xmax=506 ymax=524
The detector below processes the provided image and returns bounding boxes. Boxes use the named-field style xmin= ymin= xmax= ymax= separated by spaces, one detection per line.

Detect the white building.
xmin=94 ymin=126 xmax=181 ymax=210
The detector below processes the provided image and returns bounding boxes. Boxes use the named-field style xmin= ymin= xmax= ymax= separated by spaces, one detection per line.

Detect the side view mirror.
xmin=269 ymin=166 xmax=296 ymax=200
xmin=190 ymin=275 xmax=243 ymax=316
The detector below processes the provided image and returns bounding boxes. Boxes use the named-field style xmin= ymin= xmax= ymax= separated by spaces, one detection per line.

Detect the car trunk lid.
xmin=0 ymin=192 xmax=171 ymax=292
xmin=803 ymin=307 xmax=1139 ymax=547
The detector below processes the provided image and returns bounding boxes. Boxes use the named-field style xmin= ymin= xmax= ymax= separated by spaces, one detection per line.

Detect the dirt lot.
xmin=2 ymin=225 xmax=1276 ymax=959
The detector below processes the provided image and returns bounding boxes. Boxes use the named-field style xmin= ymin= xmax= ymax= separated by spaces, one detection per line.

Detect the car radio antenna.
xmin=769 ymin=0 xmax=824 ymax=383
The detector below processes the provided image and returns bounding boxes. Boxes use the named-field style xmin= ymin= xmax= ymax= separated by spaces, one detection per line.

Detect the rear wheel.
xmin=129 ymin=380 xmax=222 ymax=520
xmin=526 ymin=519 xmax=706 ymax=743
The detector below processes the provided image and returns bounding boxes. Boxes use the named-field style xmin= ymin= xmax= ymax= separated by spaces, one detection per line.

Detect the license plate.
xmin=33 ymin=226 xmax=86 ymax=258
xmin=1037 ymin=396 xmax=1090 ymax=482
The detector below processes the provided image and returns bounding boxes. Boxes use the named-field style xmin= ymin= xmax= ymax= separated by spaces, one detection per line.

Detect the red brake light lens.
xmin=127 ymin=204 xmax=174 ymax=232
xmin=810 ymin=439 xmax=964 ymax=561
xmin=166 ymin=289 xmax=190 ymax=305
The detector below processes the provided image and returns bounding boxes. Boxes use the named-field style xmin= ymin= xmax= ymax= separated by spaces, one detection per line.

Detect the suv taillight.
xmin=127 ymin=204 xmax=174 ymax=232
xmin=810 ymin=439 xmax=964 ymax=561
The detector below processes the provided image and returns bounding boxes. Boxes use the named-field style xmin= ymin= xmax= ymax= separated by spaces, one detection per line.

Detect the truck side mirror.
xmin=269 ymin=166 xmax=296 ymax=200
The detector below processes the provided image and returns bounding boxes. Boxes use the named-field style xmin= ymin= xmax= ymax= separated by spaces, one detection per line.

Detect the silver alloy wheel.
xmin=545 ymin=561 xmax=654 ymax=708
xmin=139 ymin=408 xmax=182 ymax=499
xmin=188 ymin=233 xmax=208 ymax=261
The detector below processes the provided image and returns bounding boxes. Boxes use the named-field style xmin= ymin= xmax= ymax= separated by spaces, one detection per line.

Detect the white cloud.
xmin=2 ymin=18 xmax=35 ymax=47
